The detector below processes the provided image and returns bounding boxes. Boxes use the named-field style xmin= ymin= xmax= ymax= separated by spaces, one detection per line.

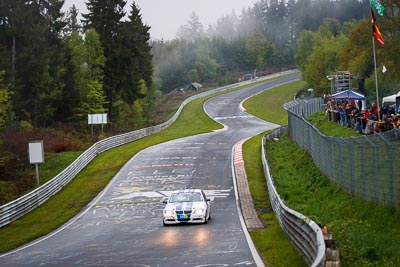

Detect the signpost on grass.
xmin=28 ymin=140 xmax=44 ymax=186
xmin=88 ymin=113 xmax=107 ymax=139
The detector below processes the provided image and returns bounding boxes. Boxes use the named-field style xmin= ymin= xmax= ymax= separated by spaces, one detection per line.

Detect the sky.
xmin=63 ymin=0 xmax=260 ymax=40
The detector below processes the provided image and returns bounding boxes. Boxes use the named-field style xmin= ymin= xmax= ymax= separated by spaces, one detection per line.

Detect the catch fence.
xmin=284 ymin=98 xmax=400 ymax=205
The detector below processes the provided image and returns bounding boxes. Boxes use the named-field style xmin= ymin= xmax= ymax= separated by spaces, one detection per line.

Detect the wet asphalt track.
xmin=0 ymin=74 xmax=300 ymax=267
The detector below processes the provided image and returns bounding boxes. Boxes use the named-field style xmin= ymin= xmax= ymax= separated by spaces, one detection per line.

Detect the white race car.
xmin=162 ymin=189 xmax=211 ymax=225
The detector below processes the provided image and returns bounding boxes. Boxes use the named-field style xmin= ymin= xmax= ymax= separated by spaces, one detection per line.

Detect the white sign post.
xmin=88 ymin=113 xmax=107 ymax=139
xmin=28 ymin=140 xmax=44 ymax=186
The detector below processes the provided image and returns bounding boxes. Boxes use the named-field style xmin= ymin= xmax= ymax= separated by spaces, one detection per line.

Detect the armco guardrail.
xmin=0 ymin=70 xmax=298 ymax=228
xmin=262 ymin=127 xmax=325 ymax=267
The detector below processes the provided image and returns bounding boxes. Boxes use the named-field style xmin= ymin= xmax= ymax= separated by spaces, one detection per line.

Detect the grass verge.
xmin=244 ymin=80 xmax=308 ymax=126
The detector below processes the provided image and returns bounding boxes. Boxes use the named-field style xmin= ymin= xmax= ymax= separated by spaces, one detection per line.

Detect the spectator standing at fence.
xmin=356 ymin=111 xmax=365 ymax=134
xmin=371 ymin=103 xmax=379 ymax=117
xmin=345 ymin=103 xmax=354 ymax=128
xmin=338 ymin=104 xmax=346 ymax=126
xmin=326 ymin=101 xmax=333 ymax=121
xmin=381 ymin=103 xmax=389 ymax=119
xmin=382 ymin=113 xmax=391 ymax=131
xmin=350 ymin=108 xmax=359 ymax=129
xmin=369 ymin=107 xmax=378 ymax=121
xmin=357 ymin=100 xmax=362 ymax=111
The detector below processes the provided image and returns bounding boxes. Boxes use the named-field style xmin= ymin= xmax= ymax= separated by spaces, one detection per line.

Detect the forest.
xmin=0 ymin=0 xmax=378 ymax=130
xmin=0 ymin=0 xmax=399 ymax=200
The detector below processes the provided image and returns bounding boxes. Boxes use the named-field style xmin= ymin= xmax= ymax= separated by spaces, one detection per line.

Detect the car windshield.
xmin=169 ymin=192 xmax=203 ymax=203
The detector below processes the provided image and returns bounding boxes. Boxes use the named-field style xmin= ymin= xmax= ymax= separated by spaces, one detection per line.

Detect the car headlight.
xmin=192 ymin=209 xmax=204 ymax=215
xmin=164 ymin=210 xmax=175 ymax=216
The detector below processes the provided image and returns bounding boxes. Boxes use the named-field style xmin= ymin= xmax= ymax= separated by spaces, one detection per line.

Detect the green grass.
xmin=40 ymin=151 xmax=83 ymax=184
xmin=307 ymin=110 xmax=361 ymax=138
xmin=243 ymin=80 xmax=308 ymax=126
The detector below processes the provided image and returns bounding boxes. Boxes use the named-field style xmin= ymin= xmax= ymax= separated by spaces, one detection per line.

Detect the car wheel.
xmin=204 ymin=212 xmax=210 ymax=224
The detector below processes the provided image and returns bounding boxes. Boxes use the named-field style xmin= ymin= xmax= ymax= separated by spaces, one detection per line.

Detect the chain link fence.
xmin=284 ymin=98 xmax=400 ymax=206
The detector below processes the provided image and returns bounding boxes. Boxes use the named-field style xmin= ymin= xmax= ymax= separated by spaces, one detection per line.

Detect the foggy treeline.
xmin=152 ymin=0 xmax=370 ymax=92
xmin=0 ymin=0 xmax=399 ymax=133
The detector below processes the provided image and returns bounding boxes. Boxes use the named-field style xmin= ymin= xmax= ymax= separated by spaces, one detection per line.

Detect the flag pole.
xmin=372 ymin=33 xmax=381 ymax=120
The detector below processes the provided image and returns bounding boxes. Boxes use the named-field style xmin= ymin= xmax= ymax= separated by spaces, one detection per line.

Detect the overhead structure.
xmin=330 ymin=89 xmax=365 ymax=100
xmin=327 ymin=71 xmax=358 ymax=94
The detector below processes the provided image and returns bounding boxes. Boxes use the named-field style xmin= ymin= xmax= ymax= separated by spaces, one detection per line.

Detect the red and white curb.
xmin=234 ymin=141 xmax=245 ymax=165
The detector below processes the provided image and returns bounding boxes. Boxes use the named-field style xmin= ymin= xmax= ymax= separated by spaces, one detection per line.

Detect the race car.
xmin=162 ymin=189 xmax=211 ymax=225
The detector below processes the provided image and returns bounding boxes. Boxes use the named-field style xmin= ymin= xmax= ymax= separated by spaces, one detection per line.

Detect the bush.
xmin=19 ymin=121 xmax=33 ymax=132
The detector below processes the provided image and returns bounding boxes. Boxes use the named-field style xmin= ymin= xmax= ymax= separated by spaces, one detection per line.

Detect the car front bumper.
xmin=163 ymin=213 xmax=206 ymax=224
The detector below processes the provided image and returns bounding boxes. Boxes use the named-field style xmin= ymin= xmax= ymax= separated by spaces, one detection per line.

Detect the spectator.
xmin=370 ymin=102 xmax=379 ymax=117
xmin=357 ymin=100 xmax=362 ymax=111
xmin=381 ymin=103 xmax=389 ymax=119
xmin=338 ymin=104 xmax=346 ymax=126
xmin=350 ymin=108 xmax=359 ymax=129
xmin=345 ymin=103 xmax=354 ymax=128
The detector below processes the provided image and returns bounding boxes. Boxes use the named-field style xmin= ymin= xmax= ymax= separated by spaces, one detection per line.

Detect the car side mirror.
xmin=206 ymin=198 xmax=211 ymax=202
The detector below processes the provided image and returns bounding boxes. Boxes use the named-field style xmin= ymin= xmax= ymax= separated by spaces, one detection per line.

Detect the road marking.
xmin=132 ymin=163 xmax=195 ymax=169
xmin=214 ymin=115 xmax=254 ymax=120
xmin=111 ymin=189 xmax=231 ymax=201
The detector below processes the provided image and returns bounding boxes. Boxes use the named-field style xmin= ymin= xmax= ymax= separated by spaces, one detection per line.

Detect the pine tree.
xmin=65 ymin=31 xmax=86 ymax=121
xmin=116 ymin=2 xmax=153 ymax=104
xmin=63 ymin=5 xmax=81 ymax=37
xmin=8 ymin=0 xmax=66 ymax=126
xmin=82 ymin=0 xmax=127 ymax=118
xmin=177 ymin=12 xmax=205 ymax=42
xmin=66 ymin=28 xmax=106 ymax=123
xmin=0 ymin=71 xmax=12 ymax=129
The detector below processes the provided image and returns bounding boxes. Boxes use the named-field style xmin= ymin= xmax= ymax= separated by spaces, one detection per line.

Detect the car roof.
xmin=171 ymin=189 xmax=203 ymax=194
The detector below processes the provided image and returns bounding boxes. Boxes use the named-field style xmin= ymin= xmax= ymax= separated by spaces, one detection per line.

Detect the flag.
xmin=370 ymin=0 xmax=385 ymax=16
xmin=372 ymin=24 xmax=384 ymax=45
xmin=382 ymin=65 xmax=387 ymax=73
xmin=371 ymin=8 xmax=384 ymax=45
